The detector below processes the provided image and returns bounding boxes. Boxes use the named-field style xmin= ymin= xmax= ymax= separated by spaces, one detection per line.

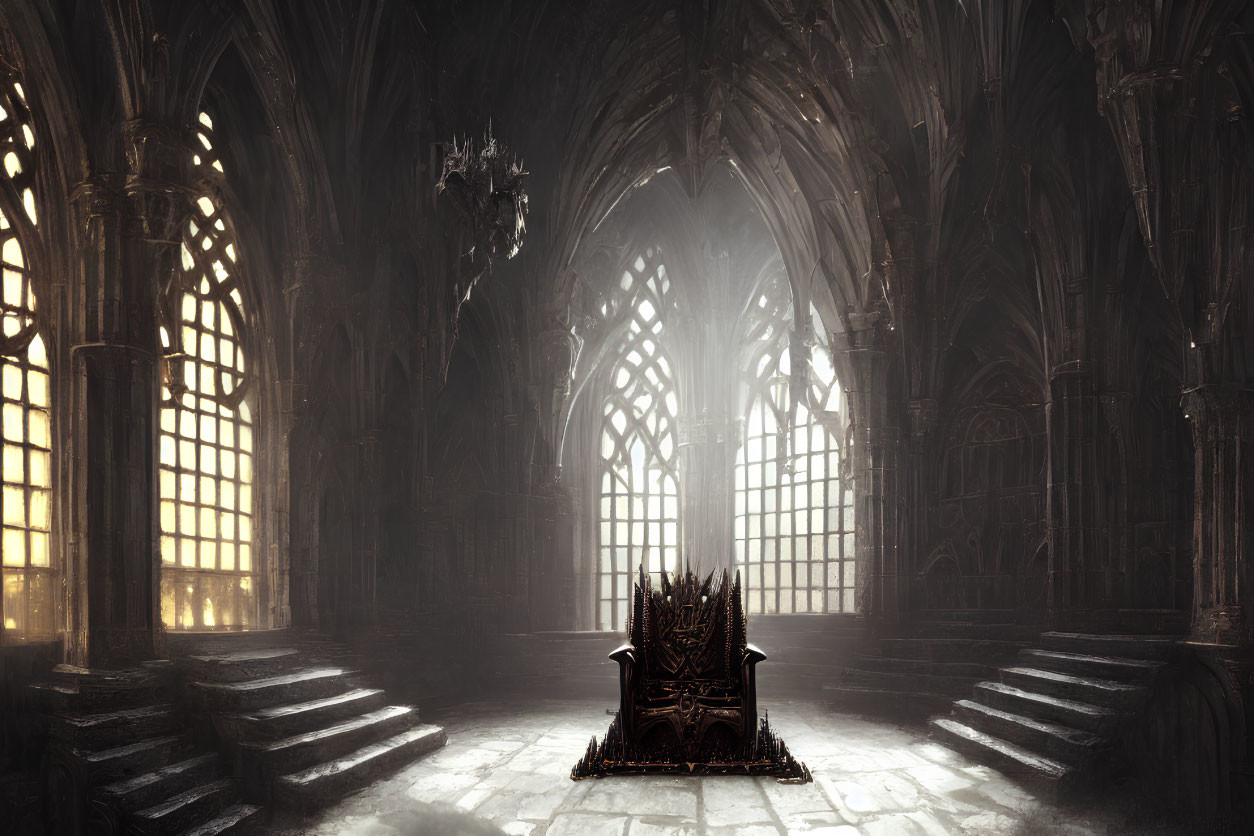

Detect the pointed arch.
xmin=157 ymin=110 xmax=258 ymax=630
xmin=734 ymin=274 xmax=855 ymax=615
xmin=0 ymin=66 xmax=54 ymax=640
xmin=596 ymin=247 xmax=681 ymax=632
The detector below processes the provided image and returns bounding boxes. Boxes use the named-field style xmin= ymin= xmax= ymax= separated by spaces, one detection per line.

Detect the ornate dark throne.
xmin=572 ymin=567 xmax=810 ymax=780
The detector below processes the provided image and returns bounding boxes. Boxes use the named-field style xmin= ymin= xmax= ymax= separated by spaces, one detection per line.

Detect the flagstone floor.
xmin=271 ymin=698 xmax=1104 ymax=835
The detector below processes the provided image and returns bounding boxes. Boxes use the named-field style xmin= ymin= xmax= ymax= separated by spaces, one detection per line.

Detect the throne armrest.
xmin=609 ymin=644 xmax=637 ymax=734
xmin=609 ymin=644 xmax=636 ymax=667
xmin=740 ymin=643 xmax=767 ymax=747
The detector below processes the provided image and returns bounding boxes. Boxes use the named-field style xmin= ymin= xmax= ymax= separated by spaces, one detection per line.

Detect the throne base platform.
xmin=571 ymin=706 xmax=812 ymax=782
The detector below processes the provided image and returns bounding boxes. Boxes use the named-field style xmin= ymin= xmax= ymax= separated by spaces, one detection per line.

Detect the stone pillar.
xmin=1182 ymin=387 xmax=1254 ymax=647
xmin=905 ymin=397 xmax=938 ymax=609
xmin=677 ymin=409 xmax=737 ymax=575
xmin=281 ymin=272 xmax=315 ymax=625
xmin=71 ymin=120 xmax=189 ymax=666
xmin=1046 ymin=362 xmax=1099 ymax=622
xmin=354 ymin=429 xmax=379 ymax=626
xmin=844 ymin=312 xmax=901 ymax=623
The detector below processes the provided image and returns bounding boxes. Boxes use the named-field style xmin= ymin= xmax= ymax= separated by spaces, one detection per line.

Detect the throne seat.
xmin=571 ymin=568 xmax=810 ymax=781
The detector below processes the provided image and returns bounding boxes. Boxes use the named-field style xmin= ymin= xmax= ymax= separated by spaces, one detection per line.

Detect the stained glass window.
xmin=159 ymin=112 xmax=256 ymax=630
xmin=596 ymin=249 xmax=680 ymax=631
xmin=734 ymin=288 xmax=854 ymax=614
xmin=0 ymin=74 xmax=54 ymax=641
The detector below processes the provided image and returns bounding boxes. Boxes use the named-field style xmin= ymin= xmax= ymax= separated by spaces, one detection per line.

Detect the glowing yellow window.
xmin=0 ymin=75 xmax=55 ymax=641
xmin=158 ymin=110 xmax=257 ymax=631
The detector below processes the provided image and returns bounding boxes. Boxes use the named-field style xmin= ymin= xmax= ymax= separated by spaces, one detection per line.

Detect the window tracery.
xmin=0 ymin=72 xmax=53 ymax=641
xmin=158 ymin=111 xmax=256 ymax=630
xmin=597 ymin=249 xmax=680 ymax=632
xmin=734 ymin=283 xmax=854 ymax=614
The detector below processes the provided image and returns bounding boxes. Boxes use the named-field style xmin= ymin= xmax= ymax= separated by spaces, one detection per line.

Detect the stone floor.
xmin=271 ymin=699 xmax=1106 ymax=835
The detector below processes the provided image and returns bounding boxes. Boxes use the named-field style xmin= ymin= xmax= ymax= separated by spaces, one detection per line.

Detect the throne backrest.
xmin=628 ymin=567 xmax=747 ymax=683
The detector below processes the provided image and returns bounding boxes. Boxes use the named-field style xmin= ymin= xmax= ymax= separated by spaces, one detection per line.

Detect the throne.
xmin=571 ymin=567 xmax=810 ymax=781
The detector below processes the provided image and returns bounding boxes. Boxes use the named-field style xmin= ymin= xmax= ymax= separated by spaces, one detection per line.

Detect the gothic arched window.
xmin=0 ymin=74 xmax=54 ymax=641
xmin=158 ymin=112 xmax=256 ymax=630
xmin=597 ymin=249 xmax=680 ymax=631
xmin=734 ymin=288 xmax=854 ymax=614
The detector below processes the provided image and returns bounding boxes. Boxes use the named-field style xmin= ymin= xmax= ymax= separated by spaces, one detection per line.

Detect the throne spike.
xmin=631 ymin=568 xmax=645 ymax=646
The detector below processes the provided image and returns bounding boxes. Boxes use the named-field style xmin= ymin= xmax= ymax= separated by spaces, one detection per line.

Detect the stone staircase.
xmin=929 ymin=631 xmax=1176 ymax=797
xmin=172 ymin=631 xmax=446 ymax=812
xmin=824 ymin=610 xmax=1038 ymax=719
xmin=30 ymin=629 xmax=449 ymax=834
xmin=33 ymin=662 xmax=260 ymax=835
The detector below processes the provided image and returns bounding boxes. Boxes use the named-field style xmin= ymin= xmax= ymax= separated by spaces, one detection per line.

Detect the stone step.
xmin=76 ymin=735 xmax=184 ymax=783
xmin=822 ymin=684 xmax=955 ymax=719
xmin=929 ymin=718 xmax=1071 ymax=795
xmin=97 ymin=753 xmax=221 ymax=811
xmin=166 ymin=628 xmax=330 ymax=654
xmin=951 ymin=700 xmax=1109 ymax=766
xmin=240 ymin=705 xmax=418 ymax=785
xmin=130 ymin=777 xmax=235 ymax=834
xmin=972 ymin=682 xmax=1119 ymax=735
xmin=183 ymin=803 xmax=263 ymax=836
xmin=234 ymin=688 xmax=391 ymax=740
xmin=30 ymin=678 xmax=166 ymax=715
xmin=184 ymin=648 xmax=305 ymax=683
xmin=877 ymin=638 xmax=1031 ymax=661
xmin=51 ymin=704 xmax=176 ymax=750
xmin=1000 ymin=666 xmax=1145 ymax=710
xmin=28 ymin=681 xmax=80 ymax=714
xmin=1039 ymin=632 xmax=1177 ymax=660
xmin=839 ymin=667 xmax=977 ymax=696
xmin=272 ymin=724 xmax=447 ymax=808
xmin=49 ymin=664 xmax=173 ymax=693
xmin=193 ymin=668 xmax=347 ymax=712
xmin=1018 ymin=649 xmax=1163 ymax=682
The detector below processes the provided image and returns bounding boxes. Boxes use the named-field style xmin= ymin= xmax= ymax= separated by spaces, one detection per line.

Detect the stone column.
xmin=355 ymin=428 xmax=380 ymax=626
xmin=281 ymin=270 xmax=315 ymax=625
xmin=905 ymin=397 xmax=937 ymax=609
xmin=844 ymin=312 xmax=901 ymax=623
xmin=1182 ymin=387 xmax=1254 ymax=647
xmin=65 ymin=175 xmax=126 ymax=667
xmin=677 ymin=409 xmax=737 ymax=575
xmin=72 ymin=120 xmax=190 ymax=666
xmin=1046 ymin=362 xmax=1099 ymax=622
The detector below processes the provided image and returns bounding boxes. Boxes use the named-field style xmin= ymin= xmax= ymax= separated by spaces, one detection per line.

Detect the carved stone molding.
xmin=69 ymin=173 xmax=127 ymax=226
xmin=122 ymin=117 xmax=188 ymax=180
xmin=121 ymin=118 xmax=195 ymax=244
xmin=530 ymin=460 xmax=562 ymax=489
